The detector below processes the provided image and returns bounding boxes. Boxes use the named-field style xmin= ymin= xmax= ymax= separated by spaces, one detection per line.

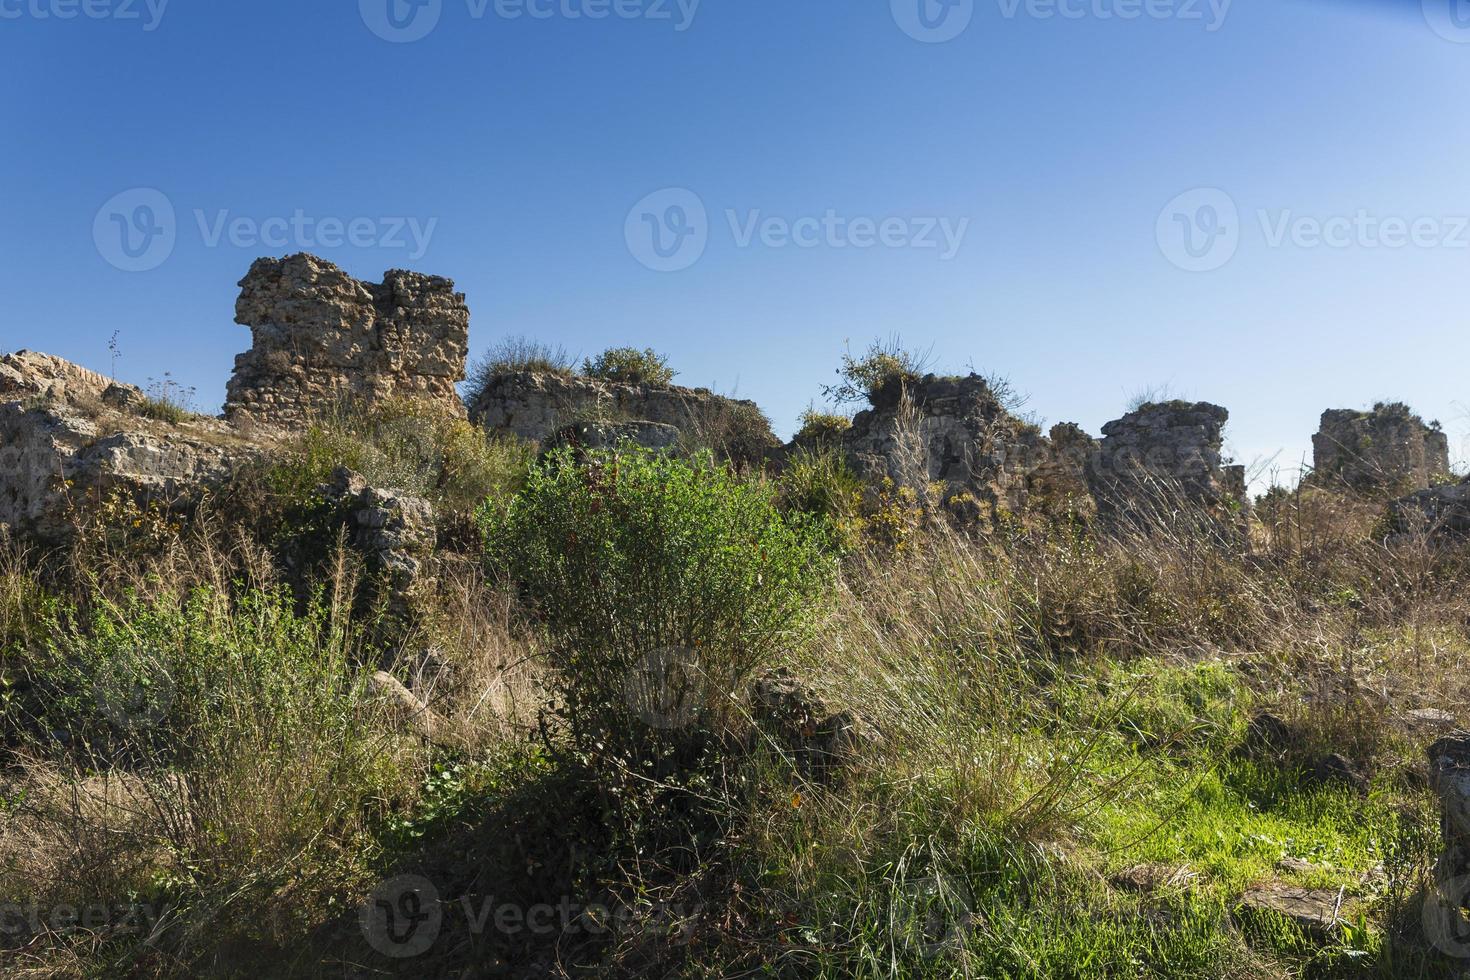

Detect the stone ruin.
xmin=1088 ymin=401 xmax=1247 ymax=534
xmin=1391 ymin=475 xmax=1470 ymax=539
xmin=2 ymin=249 xmax=1462 ymax=550
xmin=0 ymin=351 xmax=256 ymax=539
xmin=468 ymin=370 xmax=778 ymax=465
xmin=824 ymin=373 xmax=1055 ymax=517
xmin=1310 ymin=403 xmax=1449 ymax=494
xmin=224 ymin=253 xmax=469 ymax=428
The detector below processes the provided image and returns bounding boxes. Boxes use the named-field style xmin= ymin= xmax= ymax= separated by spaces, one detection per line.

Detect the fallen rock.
xmin=369 ymin=671 xmax=450 ymax=744
xmin=0 ymin=350 xmax=138 ymax=405
xmin=1307 ymin=752 xmax=1370 ymax=795
xmin=322 ymin=467 xmax=436 ymax=615
xmin=1405 ymin=707 xmax=1458 ymax=733
xmin=1237 ymin=883 xmax=1353 ymax=942
xmin=1428 ymin=734 xmax=1470 ymax=886
xmin=751 ymin=670 xmax=874 ymax=779
xmin=0 ymin=385 xmax=256 ymax=539
xmin=1390 ymin=476 xmax=1470 ymax=540
xmin=1243 ymin=711 xmax=1296 ymax=756
xmin=1275 ymin=856 xmax=1320 ymax=876
xmin=1109 ymin=863 xmax=1196 ymax=893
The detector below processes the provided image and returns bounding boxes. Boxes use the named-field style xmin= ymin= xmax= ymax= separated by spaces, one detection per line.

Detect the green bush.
xmin=269 ymin=398 xmax=532 ymax=514
xmin=822 ymin=338 xmax=933 ymax=406
xmin=483 ymin=447 xmax=831 ymax=772
xmin=795 ymin=407 xmax=853 ymax=444
xmin=778 ymin=447 xmax=865 ymax=552
xmin=694 ymin=399 xmax=780 ymax=468
xmin=582 ymin=346 xmax=676 ymax=387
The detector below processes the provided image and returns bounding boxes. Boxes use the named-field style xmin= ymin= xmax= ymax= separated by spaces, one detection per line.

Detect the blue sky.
xmin=3 ymin=0 xmax=1467 ymax=488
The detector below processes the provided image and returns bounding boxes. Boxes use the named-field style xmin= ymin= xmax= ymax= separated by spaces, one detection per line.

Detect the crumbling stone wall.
xmin=225 ymin=253 xmax=469 ymax=428
xmin=0 ymin=358 xmax=255 ymax=538
xmin=837 ymin=373 xmax=1046 ymax=514
xmin=1027 ymin=422 xmax=1100 ymax=518
xmin=1391 ymin=475 xmax=1470 ymax=539
xmin=1089 ymin=401 xmax=1246 ymax=532
xmin=469 ymin=370 xmax=777 ymax=461
xmin=0 ymin=350 xmax=128 ymax=405
xmin=1311 ymin=403 xmax=1449 ymax=494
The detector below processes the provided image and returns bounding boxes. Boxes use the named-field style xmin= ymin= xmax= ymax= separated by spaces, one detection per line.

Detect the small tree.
xmin=582 ymin=347 xmax=676 ymax=387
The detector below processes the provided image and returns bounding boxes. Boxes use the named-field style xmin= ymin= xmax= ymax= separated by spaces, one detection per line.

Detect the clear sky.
xmin=3 ymin=0 xmax=1466 ymax=490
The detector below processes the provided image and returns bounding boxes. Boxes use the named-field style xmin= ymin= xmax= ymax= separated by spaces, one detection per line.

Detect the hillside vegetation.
xmin=2 ymin=387 xmax=1469 ymax=980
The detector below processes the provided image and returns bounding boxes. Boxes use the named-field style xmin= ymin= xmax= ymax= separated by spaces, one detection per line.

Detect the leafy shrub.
xmin=464 ymin=336 xmax=576 ymax=406
xmin=693 ymin=399 xmax=780 ymax=468
xmin=270 ymin=398 xmax=532 ymax=514
xmin=778 ymin=447 xmax=864 ymax=551
xmin=483 ymin=447 xmax=831 ymax=773
xmin=582 ymin=346 xmax=676 ymax=387
xmin=795 ymin=407 xmax=853 ymax=444
xmin=822 ymin=337 xmax=933 ymax=406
